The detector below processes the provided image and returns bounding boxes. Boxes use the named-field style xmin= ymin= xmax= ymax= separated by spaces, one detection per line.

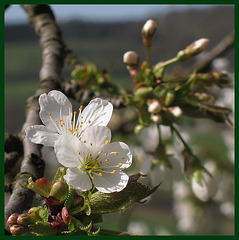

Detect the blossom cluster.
xmin=26 ymin=90 xmax=132 ymax=193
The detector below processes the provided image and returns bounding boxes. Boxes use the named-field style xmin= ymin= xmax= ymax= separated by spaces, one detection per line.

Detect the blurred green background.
xmin=5 ymin=5 xmax=234 ymax=235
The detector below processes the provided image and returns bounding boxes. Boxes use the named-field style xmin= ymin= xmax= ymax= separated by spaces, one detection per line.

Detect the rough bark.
xmin=5 ymin=4 xmax=66 ymax=225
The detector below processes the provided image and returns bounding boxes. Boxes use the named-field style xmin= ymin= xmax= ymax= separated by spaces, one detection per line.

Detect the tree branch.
xmin=5 ymin=4 xmax=66 ymax=225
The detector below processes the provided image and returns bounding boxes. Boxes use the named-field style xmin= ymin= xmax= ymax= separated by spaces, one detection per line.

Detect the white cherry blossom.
xmin=54 ymin=125 xmax=132 ymax=193
xmin=25 ymin=90 xmax=113 ymax=147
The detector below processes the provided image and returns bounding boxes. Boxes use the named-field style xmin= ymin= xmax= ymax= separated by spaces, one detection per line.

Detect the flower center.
xmin=48 ymin=104 xmax=92 ymax=138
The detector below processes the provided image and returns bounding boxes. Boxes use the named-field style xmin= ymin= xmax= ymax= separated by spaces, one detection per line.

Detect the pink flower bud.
xmin=34 ymin=178 xmax=52 ymax=193
xmin=9 ymin=224 xmax=29 ymax=235
xmin=17 ymin=213 xmax=35 ymax=226
xmin=7 ymin=213 xmax=19 ymax=225
xmin=61 ymin=207 xmax=72 ymax=225
xmin=142 ymin=19 xmax=157 ymax=38
xmin=123 ymin=51 xmax=140 ymax=68
xmin=49 ymin=181 xmax=68 ymax=201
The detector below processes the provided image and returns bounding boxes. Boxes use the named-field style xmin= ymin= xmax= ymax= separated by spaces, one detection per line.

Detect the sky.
xmin=4 ymin=4 xmax=216 ymax=25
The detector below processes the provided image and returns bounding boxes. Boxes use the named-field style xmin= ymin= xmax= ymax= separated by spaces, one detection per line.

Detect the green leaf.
xmin=64 ymin=188 xmax=76 ymax=210
xmin=28 ymin=221 xmax=58 ymax=236
xmin=38 ymin=206 xmax=49 ymax=222
xmin=52 ymin=167 xmax=67 ymax=183
xmin=25 ymin=177 xmax=50 ymax=198
xmin=90 ymin=180 xmax=159 ymax=214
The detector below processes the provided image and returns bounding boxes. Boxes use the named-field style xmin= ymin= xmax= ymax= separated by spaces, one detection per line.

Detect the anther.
xmin=74 ymin=111 xmax=77 ymax=114
xmin=106 ymin=162 xmax=109 ymax=166
xmin=112 ymin=170 xmax=117 ymax=174
xmin=114 ymin=152 xmax=119 ymax=155
xmin=90 ymin=143 xmax=93 ymax=146
xmin=105 ymin=140 xmax=109 ymax=145
xmin=105 ymin=153 xmax=108 ymax=156
xmin=78 ymin=152 xmax=81 ymax=155
xmin=99 ymin=150 xmax=103 ymax=153
xmin=48 ymin=113 xmax=51 ymax=116
xmin=99 ymin=173 xmax=103 ymax=176
xmin=84 ymin=140 xmax=86 ymax=143
xmin=88 ymin=120 xmax=91 ymax=123
xmin=118 ymin=163 xmax=123 ymax=167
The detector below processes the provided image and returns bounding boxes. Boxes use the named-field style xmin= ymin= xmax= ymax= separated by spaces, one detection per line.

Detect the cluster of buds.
xmin=141 ymin=19 xmax=157 ymax=48
xmin=148 ymin=99 xmax=183 ymax=125
xmin=7 ymin=206 xmax=70 ymax=235
xmin=176 ymin=38 xmax=209 ymax=61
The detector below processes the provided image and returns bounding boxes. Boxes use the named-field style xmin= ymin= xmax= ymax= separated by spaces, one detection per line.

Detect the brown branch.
xmin=189 ymin=31 xmax=234 ymax=73
xmin=5 ymin=4 xmax=66 ymax=225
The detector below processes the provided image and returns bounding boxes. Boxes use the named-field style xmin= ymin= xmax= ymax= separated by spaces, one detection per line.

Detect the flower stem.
xmin=154 ymin=57 xmax=179 ymax=74
xmin=171 ymin=124 xmax=192 ymax=154
xmin=146 ymin=47 xmax=151 ymax=67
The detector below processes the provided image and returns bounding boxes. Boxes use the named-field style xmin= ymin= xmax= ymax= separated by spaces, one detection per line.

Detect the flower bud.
xmin=191 ymin=170 xmax=218 ymax=202
xmin=176 ymin=38 xmax=209 ymax=61
xmin=61 ymin=207 xmax=72 ymax=225
xmin=28 ymin=207 xmax=41 ymax=219
xmin=142 ymin=19 xmax=157 ymax=38
xmin=150 ymin=113 xmax=162 ymax=124
xmin=49 ymin=181 xmax=68 ymax=201
xmin=147 ymin=99 xmax=161 ymax=113
xmin=168 ymin=106 xmax=183 ymax=119
xmin=123 ymin=51 xmax=140 ymax=69
xmin=134 ymin=124 xmax=144 ymax=134
xmin=17 ymin=213 xmax=35 ymax=226
xmin=7 ymin=213 xmax=19 ymax=226
xmin=9 ymin=224 xmax=29 ymax=235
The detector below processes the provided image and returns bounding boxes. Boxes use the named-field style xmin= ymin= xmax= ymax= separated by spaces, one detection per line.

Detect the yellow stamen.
xmin=48 ymin=113 xmax=51 ymax=116
xmin=78 ymin=152 xmax=80 ymax=155
xmin=112 ymin=170 xmax=117 ymax=174
xmin=99 ymin=172 xmax=103 ymax=176
xmin=99 ymin=150 xmax=103 ymax=153
xmin=88 ymin=120 xmax=91 ymax=123
xmin=89 ymin=170 xmax=92 ymax=173
xmin=105 ymin=153 xmax=108 ymax=156
xmin=105 ymin=140 xmax=109 ymax=145
xmin=114 ymin=152 xmax=119 ymax=155
xmin=90 ymin=143 xmax=93 ymax=146
xmin=118 ymin=163 xmax=123 ymax=167
xmin=68 ymin=105 xmax=71 ymax=108
xmin=84 ymin=140 xmax=86 ymax=143
xmin=74 ymin=111 xmax=77 ymax=114
xmin=67 ymin=113 xmax=69 ymax=116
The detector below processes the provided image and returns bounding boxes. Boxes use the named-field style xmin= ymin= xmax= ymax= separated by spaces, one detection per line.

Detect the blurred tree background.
xmin=5 ymin=5 xmax=234 ymax=235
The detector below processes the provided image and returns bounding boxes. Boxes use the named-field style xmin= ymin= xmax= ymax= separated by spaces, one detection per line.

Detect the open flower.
xmin=54 ymin=125 xmax=132 ymax=193
xmin=25 ymin=90 xmax=113 ymax=147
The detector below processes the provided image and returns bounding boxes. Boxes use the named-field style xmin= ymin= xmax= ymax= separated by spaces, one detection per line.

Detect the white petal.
xmin=140 ymin=155 xmax=153 ymax=175
xmin=150 ymin=164 xmax=173 ymax=190
xmin=98 ymin=142 xmax=132 ymax=169
xmin=25 ymin=125 xmax=59 ymax=147
xmin=80 ymin=126 xmax=111 ymax=157
xmin=41 ymin=146 xmax=61 ymax=179
xmin=54 ymin=133 xmax=85 ymax=167
xmin=191 ymin=172 xmax=218 ymax=202
xmin=93 ymin=171 xmax=129 ymax=193
xmin=39 ymin=90 xmax=72 ymax=130
xmin=64 ymin=168 xmax=92 ymax=192
xmin=80 ymin=98 xmax=113 ymax=131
